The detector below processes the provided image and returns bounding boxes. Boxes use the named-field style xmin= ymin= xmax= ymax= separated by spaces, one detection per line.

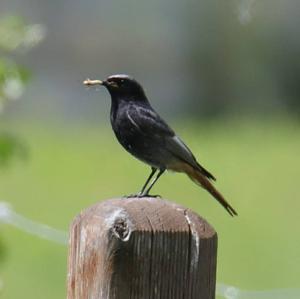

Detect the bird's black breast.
xmin=110 ymin=102 xmax=171 ymax=168
xmin=111 ymin=108 xmax=143 ymax=152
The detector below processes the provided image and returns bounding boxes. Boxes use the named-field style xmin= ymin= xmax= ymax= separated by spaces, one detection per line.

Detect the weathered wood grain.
xmin=67 ymin=197 xmax=217 ymax=299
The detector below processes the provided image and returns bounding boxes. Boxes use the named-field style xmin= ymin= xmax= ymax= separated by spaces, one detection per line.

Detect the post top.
xmin=73 ymin=197 xmax=216 ymax=239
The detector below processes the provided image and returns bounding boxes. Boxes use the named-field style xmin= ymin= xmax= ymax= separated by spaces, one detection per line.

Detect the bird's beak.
xmin=83 ymin=78 xmax=104 ymax=86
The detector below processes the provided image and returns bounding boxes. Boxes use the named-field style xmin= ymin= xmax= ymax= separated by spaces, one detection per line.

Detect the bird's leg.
xmin=125 ymin=167 xmax=157 ymax=198
xmin=142 ymin=168 xmax=165 ymax=197
xmin=138 ymin=167 xmax=157 ymax=196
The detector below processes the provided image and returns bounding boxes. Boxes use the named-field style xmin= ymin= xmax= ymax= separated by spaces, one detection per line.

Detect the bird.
xmin=83 ymin=75 xmax=237 ymax=216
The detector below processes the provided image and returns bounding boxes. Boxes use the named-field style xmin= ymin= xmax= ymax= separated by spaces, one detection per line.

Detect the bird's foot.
xmin=123 ymin=193 xmax=161 ymax=199
xmin=123 ymin=192 xmax=143 ymax=198
xmin=140 ymin=193 xmax=161 ymax=198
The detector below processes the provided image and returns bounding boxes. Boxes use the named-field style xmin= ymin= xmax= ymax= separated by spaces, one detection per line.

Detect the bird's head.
xmin=84 ymin=74 xmax=147 ymax=101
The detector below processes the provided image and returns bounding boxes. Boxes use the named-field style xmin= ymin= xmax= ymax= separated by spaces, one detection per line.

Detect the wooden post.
xmin=67 ymin=197 xmax=217 ymax=299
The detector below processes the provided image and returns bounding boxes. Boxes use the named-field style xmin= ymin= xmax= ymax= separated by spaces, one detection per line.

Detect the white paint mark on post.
xmin=184 ymin=211 xmax=200 ymax=267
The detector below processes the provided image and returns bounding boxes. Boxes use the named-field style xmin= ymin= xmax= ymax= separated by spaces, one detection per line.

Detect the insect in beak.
xmin=83 ymin=79 xmax=103 ymax=86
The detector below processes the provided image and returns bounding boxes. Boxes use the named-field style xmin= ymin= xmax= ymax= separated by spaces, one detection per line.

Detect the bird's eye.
xmin=107 ymin=80 xmax=118 ymax=88
xmin=120 ymin=79 xmax=125 ymax=85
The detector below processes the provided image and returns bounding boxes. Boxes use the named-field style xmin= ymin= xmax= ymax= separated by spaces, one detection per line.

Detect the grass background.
xmin=0 ymin=118 xmax=299 ymax=298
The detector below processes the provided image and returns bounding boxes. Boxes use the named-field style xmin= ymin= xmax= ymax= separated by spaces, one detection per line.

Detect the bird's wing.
xmin=128 ymin=105 xmax=216 ymax=181
xmin=127 ymin=104 xmax=175 ymax=137
xmin=165 ymin=135 xmax=216 ymax=181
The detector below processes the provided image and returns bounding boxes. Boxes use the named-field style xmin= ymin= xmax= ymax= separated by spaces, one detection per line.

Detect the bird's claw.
xmin=140 ymin=193 xmax=161 ymax=198
xmin=123 ymin=193 xmax=161 ymax=199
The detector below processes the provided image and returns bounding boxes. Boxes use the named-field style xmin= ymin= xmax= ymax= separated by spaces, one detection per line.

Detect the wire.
xmin=0 ymin=201 xmax=68 ymax=245
xmin=217 ymin=283 xmax=300 ymax=299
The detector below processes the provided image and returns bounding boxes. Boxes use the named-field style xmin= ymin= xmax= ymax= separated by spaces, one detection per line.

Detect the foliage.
xmin=0 ymin=133 xmax=27 ymax=166
xmin=0 ymin=16 xmax=45 ymax=52
xmin=0 ymin=15 xmax=45 ymax=166
xmin=0 ymin=58 xmax=30 ymax=111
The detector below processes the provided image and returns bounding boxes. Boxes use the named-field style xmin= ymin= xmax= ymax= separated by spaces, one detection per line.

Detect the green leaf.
xmin=0 ymin=133 xmax=28 ymax=167
xmin=0 ymin=58 xmax=31 ymax=107
xmin=0 ymin=15 xmax=46 ymax=52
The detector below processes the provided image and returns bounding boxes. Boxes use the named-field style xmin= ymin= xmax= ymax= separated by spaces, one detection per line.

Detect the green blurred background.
xmin=0 ymin=0 xmax=300 ymax=298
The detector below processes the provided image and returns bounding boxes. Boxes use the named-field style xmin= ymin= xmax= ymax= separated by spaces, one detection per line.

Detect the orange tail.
xmin=184 ymin=164 xmax=238 ymax=216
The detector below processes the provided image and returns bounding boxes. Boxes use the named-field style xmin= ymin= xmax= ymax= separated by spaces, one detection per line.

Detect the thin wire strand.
xmin=0 ymin=201 xmax=68 ymax=245
xmin=217 ymin=283 xmax=300 ymax=299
